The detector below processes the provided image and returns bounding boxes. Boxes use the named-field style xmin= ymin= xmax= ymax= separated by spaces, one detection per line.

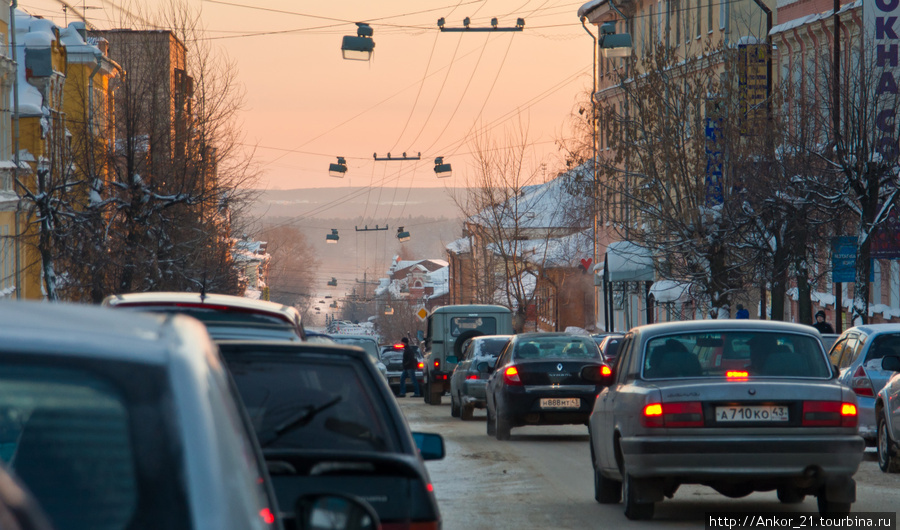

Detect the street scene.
xmin=0 ymin=0 xmax=899 ymax=528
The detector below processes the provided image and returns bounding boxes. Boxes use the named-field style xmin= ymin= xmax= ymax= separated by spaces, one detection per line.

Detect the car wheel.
xmin=495 ymin=404 xmax=511 ymax=441
xmin=461 ymin=403 xmax=474 ymax=421
xmin=450 ymin=392 xmax=460 ymax=418
xmin=594 ymin=466 xmax=621 ymax=504
xmin=776 ymin=487 xmax=805 ymax=504
xmin=429 ymin=380 xmax=442 ymax=405
xmin=486 ymin=406 xmax=496 ymax=436
xmin=877 ymin=414 xmax=900 ymax=473
xmin=622 ymin=473 xmax=654 ymax=520
xmin=816 ymin=493 xmax=851 ymax=517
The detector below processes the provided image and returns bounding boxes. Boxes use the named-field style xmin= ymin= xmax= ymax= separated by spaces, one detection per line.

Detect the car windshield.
xmin=514 ymin=336 xmax=600 ymax=359
xmin=0 ymin=360 xmax=190 ymax=530
xmin=223 ymin=354 xmax=396 ymax=453
xmin=331 ymin=337 xmax=380 ymax=362
xmin=643 ymin=331 xmax=831 ymax=379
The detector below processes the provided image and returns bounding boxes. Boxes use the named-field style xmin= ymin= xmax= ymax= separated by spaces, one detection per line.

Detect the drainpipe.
xmin=10 ymin=0 xmax=21 ymax=299
xmin=87 ymin=49 xmax=101 ymax=182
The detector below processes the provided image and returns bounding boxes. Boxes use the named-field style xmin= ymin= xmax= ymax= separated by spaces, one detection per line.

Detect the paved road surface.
xmin=400 ymin=398 xmax=900 ymax=529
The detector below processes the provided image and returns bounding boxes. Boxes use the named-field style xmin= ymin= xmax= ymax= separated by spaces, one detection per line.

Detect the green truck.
xmin=418 ymin=304 xmax=514 ymax=405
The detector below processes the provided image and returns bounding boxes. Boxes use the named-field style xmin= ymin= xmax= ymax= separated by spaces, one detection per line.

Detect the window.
xmin=649 ymin=5 xmax=655 ymax=46
xmin=707 ymin=0 xmax=713 ymax=32
xmin=696 ymin=0 xmax=702 ymax=37
xmin=719 ymin=0 xmax=727 ymax=31
xmin=450 ymin=316 xmax=497 ymax=337
xmin=0 ymin=225 xmax=11 ymax=291
xmin=675 ymin=0 xmax=681 ymax=45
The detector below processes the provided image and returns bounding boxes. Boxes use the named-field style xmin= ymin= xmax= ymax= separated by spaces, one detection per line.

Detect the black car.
xmin=381 ymin=343 xmax=425 ymax=395
xmin=217 ymin=341 xmax=444 ymax=530
xmin=485 ymin=332 xmax=605 ymax=440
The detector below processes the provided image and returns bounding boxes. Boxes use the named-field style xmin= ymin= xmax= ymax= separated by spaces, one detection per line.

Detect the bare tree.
xmin=258 ymin=224 xmax=319 ymax=309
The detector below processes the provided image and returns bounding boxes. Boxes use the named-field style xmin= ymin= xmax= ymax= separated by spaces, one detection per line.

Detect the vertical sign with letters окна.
xmin=870 ymin=0 xmax=900 ymax=161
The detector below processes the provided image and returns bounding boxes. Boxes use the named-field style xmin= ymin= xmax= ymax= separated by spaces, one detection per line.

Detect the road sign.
xmin=416 ymin=307 xmax=429 ymax=321
xmin=831 ymin=237 xmax=856 ymax=283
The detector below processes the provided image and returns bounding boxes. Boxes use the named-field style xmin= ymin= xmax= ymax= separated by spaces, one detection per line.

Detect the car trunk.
xmin=516 ymin=359 xmax=601 ymax=386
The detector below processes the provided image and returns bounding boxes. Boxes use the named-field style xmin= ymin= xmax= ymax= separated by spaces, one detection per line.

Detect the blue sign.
xmin=831 ymin=236 xmax=856 ymax=283
xmin=704 ymin=116 xmax=723 ymax=206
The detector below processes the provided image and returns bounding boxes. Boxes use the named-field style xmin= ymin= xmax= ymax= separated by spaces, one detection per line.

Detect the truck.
xmin=418 ymin=304 xmax=514 ymax=405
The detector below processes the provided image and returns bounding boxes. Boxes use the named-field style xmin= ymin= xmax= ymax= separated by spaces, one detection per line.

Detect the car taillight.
xmin=434 ymin=359 xmax=441 ymax=370
xmin=849 ymin=365 xmax=874 ymax=397
xmin=601 ymin=365 xmax=612 ymax=376
xmin=407 ymin=522 xmax=441 ymax=530
xmin=466 ymin=374 xmax=480 ymax=380
xmin=641 ymin=402 xmax=704 ymax=428
xmin=417 ymin=362 xmax=424 ymax=369
xmin=393 ymin=343 xmax=405 ymax=350
xmin=726 ymin=370 xmax=749 ymax=379
xmin=504 ymin=366 xmax=523 ymax=386
xmin=802 ymin=401 xmax=858 ymax=427
xmin=259 ymin=508 xmax=275 ymax=524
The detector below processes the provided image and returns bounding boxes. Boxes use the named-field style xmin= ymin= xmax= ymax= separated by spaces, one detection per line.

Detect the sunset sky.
xmin=19 ymin=0 xmax=594 ymax=192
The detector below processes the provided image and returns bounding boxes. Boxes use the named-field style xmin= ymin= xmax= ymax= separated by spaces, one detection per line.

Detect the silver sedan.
xmin=584 ymin=319 xmax=864 ymax=520
xmin=449 ymin=335 xmax=511 ymax=420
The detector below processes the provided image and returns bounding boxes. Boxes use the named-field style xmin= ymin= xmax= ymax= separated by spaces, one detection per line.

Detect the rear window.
xmin=0 ymin=359 xmax=190 ymax=530
xmin=331 ymin=338 xmax=380 ymax=362
xmin=450 ymin=317 xmax=496 ymax=337
xmin=476 ymin=339 xmax=509 ymax=356
xmin=513 ymin=337 xmax=600 ymax=359
xmin=642 ymin=332 xmax=831 ymax=379
xmin=865 ymin=334 xmax=900 ymax=365
xmin=224 ymin=354 xmax=398 ymax=453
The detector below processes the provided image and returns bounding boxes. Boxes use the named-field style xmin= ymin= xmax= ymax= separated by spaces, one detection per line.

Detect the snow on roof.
xmin=577 ymin=0 xmax=607 ymax=18
xmin=770 ymin=0 xmax=860 ymax=35
xmin=650 ymin=280 xmax=691 ymax=303
xmin=488 ymin=230 xmax=593 ymax=268
xmin=471 ymin=163 xmax=592 ymax=230
xmin=15 ymin=9 xmax=53 ymax=116
xmin=446 ymin=237 xmax=471 ymax=254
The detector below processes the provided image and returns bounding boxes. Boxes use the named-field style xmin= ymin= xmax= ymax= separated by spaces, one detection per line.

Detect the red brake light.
xmin=803 ymin=401 xmax=858 ymax=427
xmin=466 ymin=374 xmax=480 ymax=380
xmin=417 ymin=362 xmax=424 ymax=369
xmin=642 ymin=402 xmax=703 ymax=428
xmin=601 ymin=365 xmax=612 ymax=376
xmin=726 ymin=370 xmax=749 ymax=379
xmin=434 ymin=360 xmax=441 ymax=369
xmin=426 ymin=483 xmax=434 ymax=492
xmin=259 ymin=508 xmax=275 ymax=524
xmin=504 ymin=366 xmax=523 ymax=386
xmin=393 ymin=343 xmax=405 ymax=349
xmin=850 ymin=366 xmax=874 ymax=397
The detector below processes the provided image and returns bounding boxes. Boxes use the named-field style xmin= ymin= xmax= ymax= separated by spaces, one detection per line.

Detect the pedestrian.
xmin=812 ymin=310 xmax=835 ymax=334
xmin=397 ymin=337 xmax=421 ymax=398
xmin=735 ymin=304 xmax=750 ymax=319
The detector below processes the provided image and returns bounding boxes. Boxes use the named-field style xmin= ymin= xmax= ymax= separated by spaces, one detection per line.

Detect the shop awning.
xmin=605 ymin=241 xmax=654 ymax=282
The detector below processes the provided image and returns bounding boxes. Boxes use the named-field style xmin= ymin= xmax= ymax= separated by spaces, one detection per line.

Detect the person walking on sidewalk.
xmin=398 ymin=337 xmax=421 ymax=398
xmin=812 ymin=310 xmax=835 ymax=334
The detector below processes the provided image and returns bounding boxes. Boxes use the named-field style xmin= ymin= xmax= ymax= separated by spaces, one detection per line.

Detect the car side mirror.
xmin=581 ymin=364 xmax=615 ymax=386
xmin=412 ymin=432 xmax=445 ymax=460
xmin=417 ymin=330 xmax=425 ymax=342
xmin=295 ymin=493 xmax=379 ymax=530
xmin=882 ymin=355 xmax=900 ymax=372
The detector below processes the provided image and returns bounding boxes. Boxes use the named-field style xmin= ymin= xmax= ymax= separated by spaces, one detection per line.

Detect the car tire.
xmin=495 ymin=405 xmax=511 ymax=441
xmin=776 ymin=487 xmax=805 ymax=504
xmin=594 ymin=467 xmax=621 ymax=504
xmin=877 ymin=414 xmax=900 ymax=473
xmin=486 ymin=406 xmax=496 ymax=436
xmin=450 ymin=393 xmax=460 ymax=418
xmin=461 ymin=403 xmax=474 ymax=421
xmin=816 ymin=494 xmax=851 ymax=517
xmin=622 ymin=473 xmax=654 ymax=520
xmin=423 ymin=378 xmax=432 ymax=404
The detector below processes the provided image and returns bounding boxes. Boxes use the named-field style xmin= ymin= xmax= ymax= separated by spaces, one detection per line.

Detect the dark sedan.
xmin=382 ymin=343 xmax=425 ymax=396
xmin=450 ymin=335 xmax=512 ymax=420
xmin=484 ymin=333 xmax=605 ymax=440
xmin=218 ymin=341 xmax=444 ymax=530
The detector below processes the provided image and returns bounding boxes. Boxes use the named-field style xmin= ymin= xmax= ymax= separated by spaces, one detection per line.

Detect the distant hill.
xmin=248 ymin=187 xmax=466 ymax=221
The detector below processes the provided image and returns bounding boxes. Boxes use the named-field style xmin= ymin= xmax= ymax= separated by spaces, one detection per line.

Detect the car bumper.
xmin=500 ymin=385 xmax=597 ymax=425
xmin=386 ymin=371 xmax=424 ymax=389
xmin=857 ymin=396 xmax=876 ymax=440
xmin=619 ymin=434 xmax=865 ymax=479
xmin=462 ymin=379 xmax=488 ymax=402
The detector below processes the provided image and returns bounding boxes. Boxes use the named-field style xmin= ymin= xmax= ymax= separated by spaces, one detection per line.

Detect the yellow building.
xmin=0 ymin=7 xmax=16 ymax=299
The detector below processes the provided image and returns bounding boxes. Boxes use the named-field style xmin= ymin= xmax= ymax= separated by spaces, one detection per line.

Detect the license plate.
xmin=715 ymin=405 xmax=789 ymax=422
xmin=540 ymin=398 xmax=580 ymax=409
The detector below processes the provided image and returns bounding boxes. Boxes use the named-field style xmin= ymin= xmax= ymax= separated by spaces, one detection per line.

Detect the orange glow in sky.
xmin=20 ymin=0 xmax=593 ymax=191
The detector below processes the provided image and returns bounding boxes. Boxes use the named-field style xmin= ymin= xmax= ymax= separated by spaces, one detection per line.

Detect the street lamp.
xmin=341 ymin=23 xmax=375 ymax=61
xmin=329 ymin=156 xmax=347 ymax=178
xmin=326 ymin=229 xmax=340 ymax=244
xmin=599 ymin=22 xmax=632 ymax=58
xmin=434 ymin=157 xmax=452 ymax=178
xmin=397 ymin=227 xmax=411 ymax=242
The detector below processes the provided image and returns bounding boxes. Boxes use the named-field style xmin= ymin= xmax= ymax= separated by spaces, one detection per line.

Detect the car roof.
xmin=514 ymin=332 xmax=587 ymax=339
xmin=217 ymin=340 xmax=371 ymax=360
xmin=0 ymin=301 xmax=214 ymax=366
xmin=103 ymin=291 xmax=301 ymax=321
xmin=469 ymin=334 xmax=513 ymax=341
xmin=842 ymin=324 xmax=900 ymax=336
xmin=431 ymin=305 xmax=511 ymax=314
xmin=331 ymin=334 xmax=378 ymax=341
xmin=630 ymin=319 xmax=822 ymax=340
